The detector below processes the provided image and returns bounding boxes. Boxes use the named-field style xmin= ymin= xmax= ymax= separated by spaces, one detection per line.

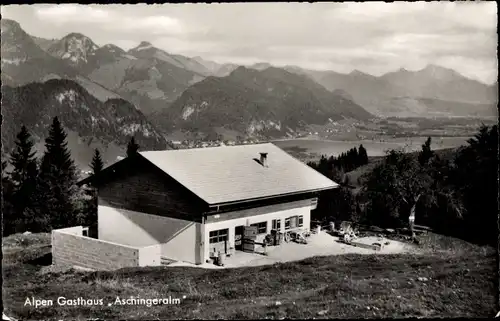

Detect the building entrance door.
xmin=235 ymin=225 xmax=244 ymax=250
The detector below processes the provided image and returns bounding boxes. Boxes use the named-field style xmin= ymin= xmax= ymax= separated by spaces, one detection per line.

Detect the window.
xmin=311 ymin=198 xmax=318 ymax=210
xmin=209 ymin=229 xmax=228 ymax=244
xmin=285 ymin=216 xmax=302 ymax=230
xmin=251 ymin=222 xmax=267 ymax=234
xmin=272 ymin=219 xmax=281 ymax=231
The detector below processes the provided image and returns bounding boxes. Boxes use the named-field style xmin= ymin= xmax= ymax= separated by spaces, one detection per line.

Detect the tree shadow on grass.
xmin=26 ymin=251 xmax=52 ymax=266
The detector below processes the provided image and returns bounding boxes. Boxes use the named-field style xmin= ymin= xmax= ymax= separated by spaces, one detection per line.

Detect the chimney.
xmin=260 ymin=152 xmax=268 ymax=167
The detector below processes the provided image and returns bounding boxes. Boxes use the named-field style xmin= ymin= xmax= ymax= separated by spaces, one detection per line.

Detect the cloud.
xmin=35 ymin=5 xmax=186 ymax=37
xmin=111 ymin=15 xmax=185 ymax=36
xmin=3 ymin=3 xmax=497 ymax=84
xmin=35 ymin=4 xmax=110 ymax=24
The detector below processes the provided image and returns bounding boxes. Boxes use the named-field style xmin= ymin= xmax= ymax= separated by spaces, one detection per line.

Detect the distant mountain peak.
xmin=133 ymin=41 xmax=154 ymax=51
xmin=232 ymin=65 xmax=251 ymax=73
xmin=62 ymin=32 xmax=89 ymax=40
xmin=283 ymin=65 xmax=303 ymax=72
xmin=101 ymin=43 xmax=125 ymax=54
xmin=349 ymin=69 xmax=373 ymax=78
xmin=1 ymin=19 xmax=25 ymax=37
xmin=418 ymin=64 xmax=460 ymax=79
xmin=1 ymin=18 xmax=21 ymax=29
xmin=251 ymin=62 xmax=273 ymax=70
xmin=47 ymin=32 xmax=99 ymax=66
xmin=421 ymin=64 xmax=448 ymax=72
xmin=1 ymin=18 xmax=52 ymax=62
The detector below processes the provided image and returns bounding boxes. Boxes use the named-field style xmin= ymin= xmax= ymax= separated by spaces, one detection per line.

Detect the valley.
xmin=273 ymin=136 xmax=470 ymax=162
xmin=1 ymin=4 xmax=497 ymax=321
xmin=1 ymin=17 xmax=497 ymax=171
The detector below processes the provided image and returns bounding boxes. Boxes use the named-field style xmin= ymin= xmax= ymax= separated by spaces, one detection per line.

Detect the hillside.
xmin=1 ymin=79 xmax=170 ymax=170
xmin=31 ymin=35 xmax=58 ymax=51
xmin=159 ymin=66 xmax=374 ymax=139
xmin=191 ymin=56 xmax=241 ymax=77
xmin=128 ymin=41 xmax=211 ymax=76
xmin=88 ymin=55 xmax=204 ymax=115
xmin=2 ymin=232 xmax=496 ymax=319
xmin=213 ymin=62 xmax=240 ymax=77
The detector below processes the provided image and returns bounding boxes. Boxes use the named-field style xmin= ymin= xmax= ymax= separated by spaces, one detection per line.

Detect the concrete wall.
xmin=57 ymin=226 xmax=83 ymax=235
xmin=52 ymin=227 xmax=144 ymax=271
xmin=138 ymin=244 xmax=162 ymax=267
xmin=160 ymin=223 xmax=203 ymax=264
xmin=98 ymin=206 xmax=202 ymax=264
xmin=204 ymin=199 xmax=314 ymax=259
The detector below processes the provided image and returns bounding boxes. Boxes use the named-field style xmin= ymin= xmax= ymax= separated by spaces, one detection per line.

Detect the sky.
xmin=2 ymin=2 xmax=498 ymax=84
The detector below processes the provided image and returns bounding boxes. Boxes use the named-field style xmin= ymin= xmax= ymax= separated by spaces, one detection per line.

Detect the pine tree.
xmin=90 ymin=149 xmax=104 ymax=175
xmin=9 ymin=126 xmax=37 ymax=186
xmin=38 ymin=117 xmax=78 ymax=229
xmin=418 ymin=137 xmax=434 ymax=166
xmin=351 ymin=148 xmax=359 ymax=170
xmin=8 ymin=126 xmax=39 ymax=232
xmin=40 ymin=117 xmax=77 ymax=184
xmin=1 ymin=160 xmax=15 ymax=235
xmin=126 ymin=136 xmax=140 ymax=157
xmin=358 ymin=144 xmax=369 ymax=165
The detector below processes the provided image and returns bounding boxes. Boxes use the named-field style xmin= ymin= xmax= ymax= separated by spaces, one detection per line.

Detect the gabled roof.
xmin=139 ymin=143 xmax=338 ymax=205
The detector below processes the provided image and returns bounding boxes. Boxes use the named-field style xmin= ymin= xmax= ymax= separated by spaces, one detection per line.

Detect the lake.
xmin=272 ymin=136 xmax=471 ymax=158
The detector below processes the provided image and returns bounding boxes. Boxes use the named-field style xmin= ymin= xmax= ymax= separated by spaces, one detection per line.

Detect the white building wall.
xmin=204 ymin=201 xmax=313 ymax=259
xmin=160 ymin=222 xmax=203 ymax=264
xmin=98 ymin=205 xmax=202 ymax=264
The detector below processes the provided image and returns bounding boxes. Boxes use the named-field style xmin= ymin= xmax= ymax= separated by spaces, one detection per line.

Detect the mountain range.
xmin=1 ymin=79 xmax=170 ymax=171
xmin=1 ymin=18 xmax=498 ymax=168
xmin=284 ymin=65 xmax=497 ymax=117
xmin=159 ymin=66 xmax=373 ymax=138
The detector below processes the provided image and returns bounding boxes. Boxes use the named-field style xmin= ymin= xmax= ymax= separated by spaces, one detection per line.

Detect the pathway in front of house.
xmin=168 ymin=232 xmax=416 ymax=269
xmin=243 ymin=232 xmax=415 ymax=267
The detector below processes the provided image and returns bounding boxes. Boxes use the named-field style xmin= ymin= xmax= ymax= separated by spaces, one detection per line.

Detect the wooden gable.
xmin=94 ymin=155 xmax=208 ymax=222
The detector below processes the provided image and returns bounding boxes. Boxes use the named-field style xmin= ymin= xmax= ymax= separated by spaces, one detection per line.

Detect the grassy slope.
xmin=2 ymin=232 xmax=497 ymax=319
